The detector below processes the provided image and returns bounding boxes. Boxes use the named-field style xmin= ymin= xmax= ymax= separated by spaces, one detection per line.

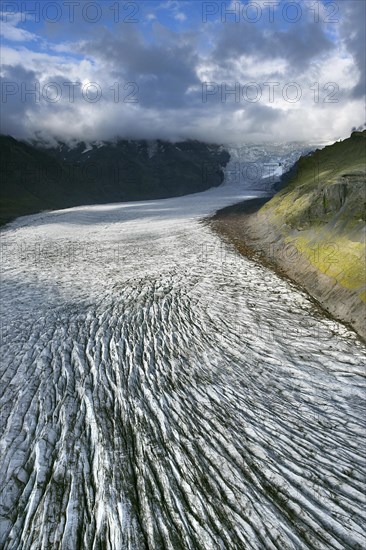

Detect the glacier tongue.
xmin=1 ymin=148 xmax=365 ymax=549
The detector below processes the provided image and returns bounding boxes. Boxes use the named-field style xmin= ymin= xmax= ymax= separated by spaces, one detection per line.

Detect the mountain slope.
xmin=211 ymin=131 xmax=366 ymax=339
xmin=0 ymin=137 xmax=230 ymax=225
xmin=0 ymin=136 xmax=79 ymax=225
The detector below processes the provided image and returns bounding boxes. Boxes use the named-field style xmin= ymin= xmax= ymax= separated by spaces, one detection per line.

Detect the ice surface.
xmin=0 ymin=145 xmax=365 ymax=549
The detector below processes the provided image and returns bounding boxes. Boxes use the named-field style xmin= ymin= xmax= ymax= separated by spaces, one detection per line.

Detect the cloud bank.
xmin=0 ymin=0 xmax=365 ymax=144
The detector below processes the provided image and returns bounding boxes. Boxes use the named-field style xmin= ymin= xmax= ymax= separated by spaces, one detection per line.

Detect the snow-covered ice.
xmin=0 ymin=145 xmax=365 ymax=549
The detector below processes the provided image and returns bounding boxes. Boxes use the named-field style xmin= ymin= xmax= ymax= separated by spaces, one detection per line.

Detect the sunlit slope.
xmin=261 ymin=131 xmax=366 ymax=303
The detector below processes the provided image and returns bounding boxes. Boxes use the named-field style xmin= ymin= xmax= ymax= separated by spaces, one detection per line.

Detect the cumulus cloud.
xmin=0 ymin=11 xmax=39 ymax=42
xmin=0 ymin=0 xmax=364 ymax=144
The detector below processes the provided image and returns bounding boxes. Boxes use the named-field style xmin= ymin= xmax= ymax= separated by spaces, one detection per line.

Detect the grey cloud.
xmin=75 ymin=24 xmax=201 ymax=109
xmin=0 ymin=65 xmax=40 ymax=138
xmin=340 ymin=0 xmax=366 ymax=98
xmin=213 ymin=17 xmax=335 ymax=72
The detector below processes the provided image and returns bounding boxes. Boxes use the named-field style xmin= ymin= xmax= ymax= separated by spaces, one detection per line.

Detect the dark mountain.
xmin=0 ymin=136 xmax=230 ymax=225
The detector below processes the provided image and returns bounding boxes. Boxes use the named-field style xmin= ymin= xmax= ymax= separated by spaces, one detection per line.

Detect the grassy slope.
xmin=261 ymin=131 xmax=366 ymax=302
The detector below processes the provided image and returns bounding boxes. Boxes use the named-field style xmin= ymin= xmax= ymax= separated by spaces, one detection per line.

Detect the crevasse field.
xmin=1 ymin=146 xmax=365 ymax=549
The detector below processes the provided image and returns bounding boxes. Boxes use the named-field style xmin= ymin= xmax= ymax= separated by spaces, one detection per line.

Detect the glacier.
xmin=0 ymin=145 xmax=365 ymax=549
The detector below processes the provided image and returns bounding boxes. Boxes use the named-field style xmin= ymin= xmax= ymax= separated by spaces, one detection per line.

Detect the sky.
xmin=0 ymin=0 xmax=365 ymax=144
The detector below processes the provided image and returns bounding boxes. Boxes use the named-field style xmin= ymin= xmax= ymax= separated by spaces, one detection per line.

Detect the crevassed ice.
xmin=0 ymin=144 xmax=365 ymax=550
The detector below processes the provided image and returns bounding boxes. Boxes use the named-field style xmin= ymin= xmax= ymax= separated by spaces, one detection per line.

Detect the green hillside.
xmin=262 ymin=131 xmax=366 ymax=301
